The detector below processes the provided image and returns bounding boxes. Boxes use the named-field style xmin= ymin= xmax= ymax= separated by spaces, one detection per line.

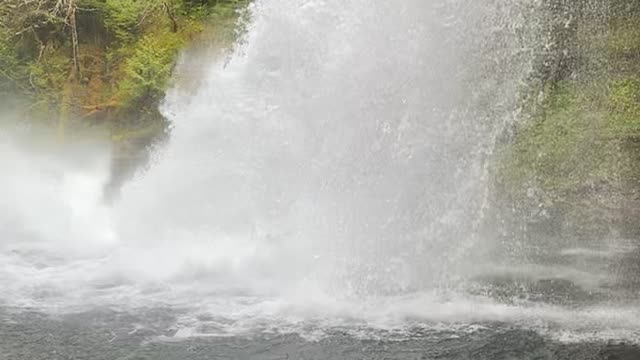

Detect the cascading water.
xmin=3 ymin=0 xmax=640 ymax=349
xmin=114 ymin=0 xmax=542 ymax=296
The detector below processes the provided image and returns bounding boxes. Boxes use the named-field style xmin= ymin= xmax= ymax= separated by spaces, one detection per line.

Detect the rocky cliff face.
xmin=494 ymin=0 xmax=640 ymax=241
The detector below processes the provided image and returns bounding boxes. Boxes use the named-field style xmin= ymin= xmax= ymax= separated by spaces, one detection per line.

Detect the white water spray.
xmin=112 ymin=0 xmax=542 ymax=296
xmin=2 ymin=0 xmax=539 ymax=305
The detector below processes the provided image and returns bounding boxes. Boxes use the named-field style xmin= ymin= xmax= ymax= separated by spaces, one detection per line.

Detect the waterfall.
xmin=107 ymin=0 xmax=542 ymax=297
xmin=20 ymin=0 xmax=640 ymax=340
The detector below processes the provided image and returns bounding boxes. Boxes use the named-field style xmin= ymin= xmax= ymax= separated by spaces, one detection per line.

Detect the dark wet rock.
xmin=471 ymin=275 xmax=600 ymax=306
xmin=528 ymin=278 xmax=597 ymax=304
xmin=608 ymin=249 xmax=640 ymax=292
xmin=600 ymin=343 xmax=640 ymax=360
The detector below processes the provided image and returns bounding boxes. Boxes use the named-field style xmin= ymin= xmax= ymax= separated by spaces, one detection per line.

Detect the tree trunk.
xmin=163 ymin=2 xmax=179 ymax=33
xmin=67 ymin=0 xmax=80 ymax=77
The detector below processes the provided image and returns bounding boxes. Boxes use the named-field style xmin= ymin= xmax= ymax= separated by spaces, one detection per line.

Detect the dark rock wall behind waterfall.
xmin=494 ymin=0 xmax=640 ymax=245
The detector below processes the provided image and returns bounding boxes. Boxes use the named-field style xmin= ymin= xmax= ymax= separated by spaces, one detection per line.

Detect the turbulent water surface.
xmin=2 ymin=0 xmax=640 ymax=359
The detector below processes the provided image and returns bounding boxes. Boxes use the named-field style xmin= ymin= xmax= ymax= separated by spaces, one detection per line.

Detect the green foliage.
xmin=29 ymin=52 xmax=72 ymax=115
xmin=496 ymin=80 xmax=639 ymax=218
xmin=608 ymin=24 xmax=640 ymax=56
xmin=0 ymin=29 xmax=25 ymax=92
xmin=0 ymin=0 xmax=249 ymax=131
xmin=117 ymin=32 xmax=183 ymax=110
xmin=101 ymin=0 xmax=148 ymax=43
xmin=608 ymin=78 xmax=640 ymax=136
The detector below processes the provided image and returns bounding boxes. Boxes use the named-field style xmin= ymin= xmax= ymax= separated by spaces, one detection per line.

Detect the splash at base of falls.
xmin=2 ymin=135 xmax=640 ymax=344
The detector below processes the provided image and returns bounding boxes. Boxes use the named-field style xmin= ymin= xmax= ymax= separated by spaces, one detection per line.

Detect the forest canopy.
xmin=0 ymin=0 xmax=247 ymax=139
